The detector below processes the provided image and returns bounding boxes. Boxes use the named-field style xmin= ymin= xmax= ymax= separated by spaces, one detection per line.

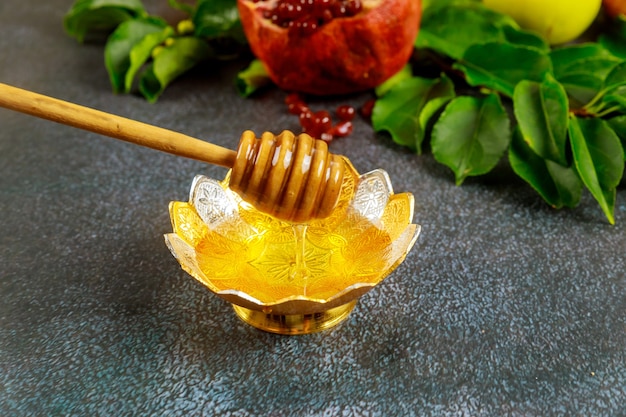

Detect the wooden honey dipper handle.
xmin=0 ymin=83 xmax=350 ymax=222
xmin=0 ymin=83 xmax=237 ymax=168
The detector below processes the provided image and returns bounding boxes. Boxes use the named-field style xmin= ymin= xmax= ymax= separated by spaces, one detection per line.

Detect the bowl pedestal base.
xmin=232 ymin=301 xmax=357 ymax=335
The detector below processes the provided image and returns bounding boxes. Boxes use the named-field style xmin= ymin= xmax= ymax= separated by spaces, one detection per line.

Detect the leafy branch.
xmin=64 ymin=0 xmax=626 ymax=223
xmin=371 ymin=0 xmax=626 ymax=224
xmin=64 ymin=0 xmax=245 ymax=102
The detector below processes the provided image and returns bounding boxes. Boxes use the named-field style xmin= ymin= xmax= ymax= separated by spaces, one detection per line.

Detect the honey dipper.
xmin=0 ymin=83 xmax=346 ymax=223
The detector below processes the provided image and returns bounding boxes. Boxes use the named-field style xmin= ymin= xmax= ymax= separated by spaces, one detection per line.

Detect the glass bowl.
xmin=165 ymin=159 xmax=420 ymax=334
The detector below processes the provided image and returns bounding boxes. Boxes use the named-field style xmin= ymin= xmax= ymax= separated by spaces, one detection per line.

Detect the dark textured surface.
xmin=1 ymin=2 xmax=626 ymax=416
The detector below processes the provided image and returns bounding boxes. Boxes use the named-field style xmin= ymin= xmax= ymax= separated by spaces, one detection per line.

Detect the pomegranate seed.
xmin=360 ymin=99 xmax=376 ymax=119
xmin=336 ymin=104 xmax=355 ymax=121
xmin=285 ymin=93 xmax=309 ymax=115
xmin=320 ymin=9 xmax=334 ymax=23
xmin=330 ymin=120 xmax=353 ymax=137
xmin=285 ymin=92 xmax=303 ymax=105
xmin=320 ymin=132 xmax=334 ymax=142
xmin=294 ymin=18 xmax=318 ymax=35
xmin=330 ymin=3 xmax=347 ymax=17
xmin=284 ymin=92 xmax=358 ymax=141
xmin=344 ymin=0 xmax=362 ymax=15
xmin=288 ymin=101 xmax=309 ymax=115
xmin=258 ymin=0 xmax=362 ymax=33
xmin=307 ymin=127 xmax=325 ymax=138
xmin=300 ymin=111 xmax=326 ymax=138
xmin=313 ymin=110 xmax=332 ymax=131
xmin=299 ymin=109 xmax=316 ymax=133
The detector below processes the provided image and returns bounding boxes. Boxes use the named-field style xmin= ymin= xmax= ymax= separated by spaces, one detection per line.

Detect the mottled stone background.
xmin=1 ymin=1 xmax=625 ymax=416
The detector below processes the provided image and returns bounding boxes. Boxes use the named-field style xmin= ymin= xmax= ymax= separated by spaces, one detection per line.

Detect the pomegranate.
xmin=603 ymin=0 xmax=626 ymax=18
xmin=237 ymin=0 xmax=422 ymax=95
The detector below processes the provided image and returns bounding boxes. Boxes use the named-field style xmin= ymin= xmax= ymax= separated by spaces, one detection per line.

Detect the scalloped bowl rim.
xmin=165 ymin=168 xmax=421 ymax=315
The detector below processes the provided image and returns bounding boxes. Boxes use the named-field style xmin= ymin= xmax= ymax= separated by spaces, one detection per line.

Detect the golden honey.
xmin=166 ymin=158 xmax=419 ymax=334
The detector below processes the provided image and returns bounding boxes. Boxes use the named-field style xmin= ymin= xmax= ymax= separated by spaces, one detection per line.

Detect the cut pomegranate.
xmin=238 ymin=0 xmax=422 ymax=95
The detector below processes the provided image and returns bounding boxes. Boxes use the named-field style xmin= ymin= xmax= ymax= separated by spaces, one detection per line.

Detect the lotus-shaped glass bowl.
xmin=165 ymin=159 xmax=420 ymax=334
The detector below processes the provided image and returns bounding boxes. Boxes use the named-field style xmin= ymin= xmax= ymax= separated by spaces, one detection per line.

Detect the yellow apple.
xmin=482 ymin=0 xmax=602 ymax=44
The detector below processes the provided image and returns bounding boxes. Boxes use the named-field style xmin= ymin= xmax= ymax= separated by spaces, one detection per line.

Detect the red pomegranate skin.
xmin=237 ymin=0 xmax=422 ymax=95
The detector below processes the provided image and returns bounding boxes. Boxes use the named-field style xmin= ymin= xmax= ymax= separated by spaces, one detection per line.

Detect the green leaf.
xmin=557 ymin=57 xmax=621 ymax=81
xmin=415 ymin=1 xmax=516 ymax=60
xmin=607 ymin=116 xmax=626 ymax=161
xmin=168 ymin=0 xmax=195 ymax=15
xmin=375 ymin=64 xmax=413 ymax=97
xmin=598 ymin=16 xmax=626 ymax=59
xmin=513 ymin=74 xmax=569 ymax=165
xmin=139 ymin=36 xmax=214 ymax=102
xmin=431 ymin=94 xmax=511 ymax=184
xmin=604 ymin=92 xmax=626 ymax=107
xmin=422 ymin=0 xmax=482 ymax=11
xmin=104 ymin=17 xmax=168 ymax=93
xmin=372 ymin=75 xmax=456 ymax=153
xmin=604 ymin=61 xmax=626 ymax=90
xmin=569 ymin=116 xmax=625 ymax=224
xmin=455 ymin=43 xmax=552 ymax=96
xmin=193 ymin=0 xmax=246 ymax=43
xmin=125 ymin=26 xmax=175 ymax=92
xmin=235 ymin=59 xmax=271 ymax=97
xmin=559 ymin=73 xmax=605 ymax=108
xmin=550 ymin=43 xmax=616 ymax=78
xmin=509 ymin=127 xmax=582 ymax=209
xmin=599 ymin=33 xmax=626 ymax=60
xmin=601 ymin=87 xmax=626 ymax=115
xmin=550 ymin=44 xmax=621 ymax=106
xmin=64 ymin=0 xmax=146 ymax=42
xmin=502 ymin=25 xmax=549 ymax=53
xmin=417 ymin=96 xmax=454 ymax=150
